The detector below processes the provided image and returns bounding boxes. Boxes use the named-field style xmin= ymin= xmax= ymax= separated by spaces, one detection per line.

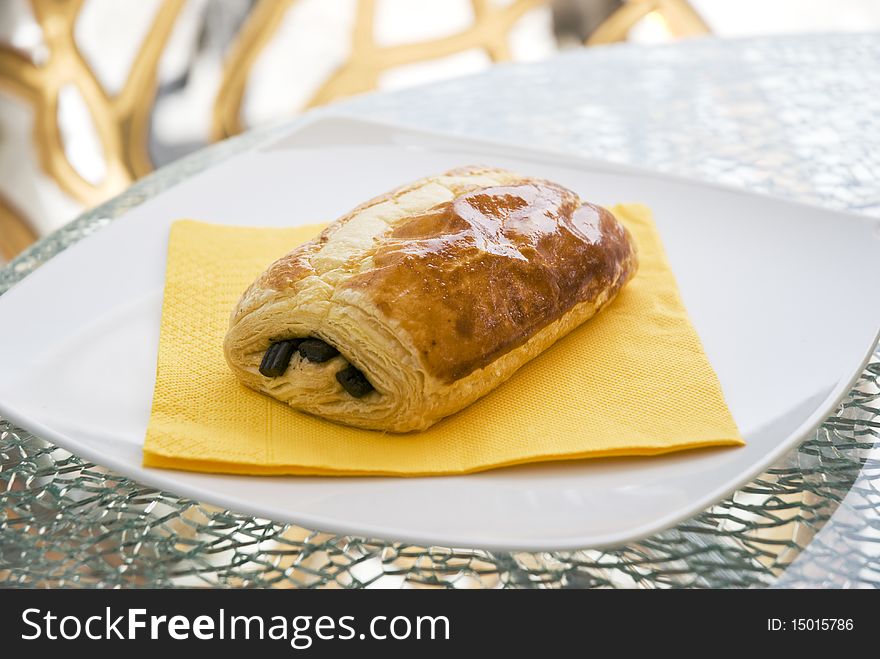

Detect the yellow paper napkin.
xmin=143 ymin=204 xmax=742 ymax=476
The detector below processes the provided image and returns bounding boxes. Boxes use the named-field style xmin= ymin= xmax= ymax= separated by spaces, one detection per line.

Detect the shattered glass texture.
xmin=2 ymin=34 xmax=879 ymax=587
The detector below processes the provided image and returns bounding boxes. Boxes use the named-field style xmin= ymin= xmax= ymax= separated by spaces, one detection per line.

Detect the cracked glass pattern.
xmin=2 ymin=34 xmax=879 ymax=588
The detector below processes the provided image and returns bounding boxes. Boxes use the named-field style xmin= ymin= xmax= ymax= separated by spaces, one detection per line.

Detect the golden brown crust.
xmin=224 ymin=167 xmax=638 ymax=432
xmin=346 ymin=182 xmax=635 ymax=382
xmin=257 ymin=167 xmax=498 ymax=295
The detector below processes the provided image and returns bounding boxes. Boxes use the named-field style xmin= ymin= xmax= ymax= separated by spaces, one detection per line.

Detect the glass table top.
xmin=2 ymin=33 xmax=879 ymax=588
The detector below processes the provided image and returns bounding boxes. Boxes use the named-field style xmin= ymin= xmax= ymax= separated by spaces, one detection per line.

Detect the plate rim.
xmin=0 ymin=113 xmax=878 ymax=551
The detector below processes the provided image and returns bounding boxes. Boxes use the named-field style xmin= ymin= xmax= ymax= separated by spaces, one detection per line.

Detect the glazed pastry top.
xmin=231 ymin=168 xmax=635 ymax=385
xmin=347 ymin=182 xmax=635 ymax=382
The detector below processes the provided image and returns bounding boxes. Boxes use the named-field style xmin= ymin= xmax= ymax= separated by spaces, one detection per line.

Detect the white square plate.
xmin=1 ymin=116 xmax=878 ymax=550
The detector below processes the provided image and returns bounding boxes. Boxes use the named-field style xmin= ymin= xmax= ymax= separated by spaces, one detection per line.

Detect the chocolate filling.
xmin=298 ymin=338 xmax=339 ymax=363
xmin=258 ymin=339 xmax=300 ymax=377
xmin=261 ymin=338 xmax=372 ymax=398
xmin=336 ymin=365 xmax=374 ymax=398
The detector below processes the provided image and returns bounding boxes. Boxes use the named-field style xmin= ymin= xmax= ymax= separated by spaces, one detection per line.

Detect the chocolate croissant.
xmin=224 ymin=167 xmax=638 ymax=432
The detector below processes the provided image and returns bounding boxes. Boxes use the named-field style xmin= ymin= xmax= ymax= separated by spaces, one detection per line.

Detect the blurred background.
xmin=1 ymin=0 xmax=879 ymax=263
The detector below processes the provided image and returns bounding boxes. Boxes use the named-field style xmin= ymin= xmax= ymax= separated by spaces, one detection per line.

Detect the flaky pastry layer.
xmin=224 ymin=167 xmax=637 ymax=431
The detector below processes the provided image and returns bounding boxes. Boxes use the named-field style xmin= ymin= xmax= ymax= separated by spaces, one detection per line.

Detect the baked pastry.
xmin=224 ymin=167 xmax=638 ymax=432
